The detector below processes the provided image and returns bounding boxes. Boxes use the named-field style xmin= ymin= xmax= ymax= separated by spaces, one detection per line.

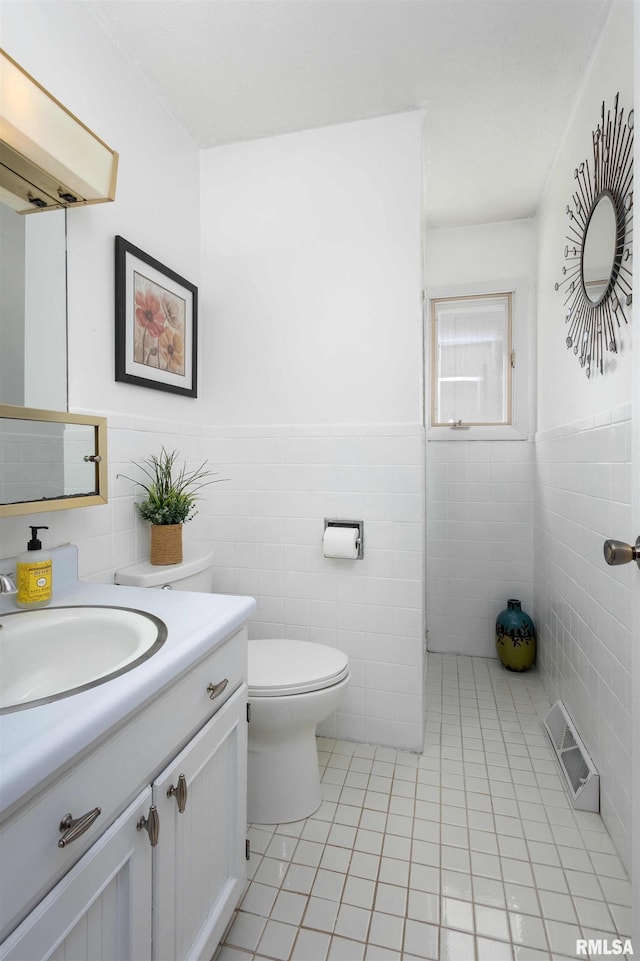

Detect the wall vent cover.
xmin=542 ymin=700 xmax=599 ymax=812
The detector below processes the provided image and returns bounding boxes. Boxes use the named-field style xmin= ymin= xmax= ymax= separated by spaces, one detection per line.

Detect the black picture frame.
xmin=115 ymin=236 xmax=198 ymax=397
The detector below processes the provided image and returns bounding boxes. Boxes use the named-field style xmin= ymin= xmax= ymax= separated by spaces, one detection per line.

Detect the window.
xmin=431 ymin=292 xmax=513 ymax=428
xmin=426 ymin=280 xmax=531 ymax=442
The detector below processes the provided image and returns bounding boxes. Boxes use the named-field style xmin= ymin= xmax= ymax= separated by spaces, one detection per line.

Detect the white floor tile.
xmin=368 ymin=910 xmax=404 ymax=951
xmin=509 ymin=912 xmax=549 ymax=951
xmin=342 ymin=876 xmax=376 ymax=910
xmin=373 ymin=882 xmax=407 ymax=917
xmin=543 ymin=919 xmax=584 ymax=958
xmin=536 ymin=889 xmax=576 ymax=923
xmin=256 ymin=919 xmax=298 ymax=960
xmin=327 ymin=935 xmax=365 ymax=961
xmin=475 ymin=904 xmax=510 ymax=941
xmin=290 ymin=928 xmax=330 ymax=961
xmin=608 ymin=901 xmax=633 ymax=937
xmin=240 ymin=882 xmax=278 ymax=918
xmin=406 ymin=889 xmax=439 ymax=924
xmin=217 ymin=654 xmax=630 ymax=961
xmin=292 ymin=839 xmax=324 ymax=867
xmin=271 ymin=891 xmax=307 ymax=926
xmin=333 ymin=903 xmax=371 ymax=942
xmin=320 ymin=845 xmax=352 ymax=874
xmin=312 ymin=869 xmax=347 ymax=902
xmin=476 ymin=936 xmax=513 ymax=961
xmin=266 ymin=834 xmax=298 ymax=861
xmin=225 ymin=911 xmax=267 ymax=952
xmin=440 ymin=926 xmax=476 ymax=961
xmin=302 ymin=896 xmax=339 ymax=933
xmin=403 ymin=918 xmax=439 ymax=958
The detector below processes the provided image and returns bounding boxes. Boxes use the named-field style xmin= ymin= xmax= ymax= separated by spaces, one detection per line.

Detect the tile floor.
xmin=215 ymin=654 xmax=633 ymax=961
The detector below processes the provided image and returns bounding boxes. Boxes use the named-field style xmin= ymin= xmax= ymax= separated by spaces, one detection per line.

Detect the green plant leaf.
xmin=118 ymin=448 xmax=225 ymax=525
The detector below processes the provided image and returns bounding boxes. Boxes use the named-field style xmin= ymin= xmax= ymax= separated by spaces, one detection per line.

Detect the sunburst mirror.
xmin=556 ymin=93 xmax=633 ymax=378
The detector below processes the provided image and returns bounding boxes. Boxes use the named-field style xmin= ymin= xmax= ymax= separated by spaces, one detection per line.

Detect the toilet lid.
xmin=248 ymin=640 xmax=350 ymax=696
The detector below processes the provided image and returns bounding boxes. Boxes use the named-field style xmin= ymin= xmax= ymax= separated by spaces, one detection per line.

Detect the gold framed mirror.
xmin=0 ymin=405 xmax=107 ymax=517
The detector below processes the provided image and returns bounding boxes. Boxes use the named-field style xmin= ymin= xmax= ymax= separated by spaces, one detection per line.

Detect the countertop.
xmin=0 ymin=545 xmax=256 ymax=819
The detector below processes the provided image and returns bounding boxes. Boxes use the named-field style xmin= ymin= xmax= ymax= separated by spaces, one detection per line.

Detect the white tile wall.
xmin=206 ymin=425 xmax=426 ymax=752
xmin=0 ymin=417 xmax=425 ymax=752
xmin=534 ymin=406 xmax=633 ymax=872
xmin=0 ymin=421 xmax=65 ymax=505
xmin=1 ymin=405 xmax=633 ymax=858
xmin=426 ymin=441 xmax=535 ymax=658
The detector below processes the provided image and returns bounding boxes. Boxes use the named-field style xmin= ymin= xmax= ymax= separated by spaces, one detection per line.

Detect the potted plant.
xmin=121 ymin=448 xmax=222 ymax=565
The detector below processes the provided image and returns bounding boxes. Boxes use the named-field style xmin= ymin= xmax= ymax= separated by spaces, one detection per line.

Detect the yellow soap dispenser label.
xmin=17 ymin=560 xmax=52 ymax=603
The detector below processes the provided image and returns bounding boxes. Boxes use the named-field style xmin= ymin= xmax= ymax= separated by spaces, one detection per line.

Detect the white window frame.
xmin=425 ymin=278 xmax=530 ymax=441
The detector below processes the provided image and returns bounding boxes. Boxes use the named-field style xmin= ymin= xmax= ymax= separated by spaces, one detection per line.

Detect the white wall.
xmin=0 ymin=29 xmax=427 ymax=751
xmin=1 ymin=0 xmax=203 ymax=427
xmin=199 ymin=114 xmax=426 ymax=748
xmin=0 ymin=1 xmax=204 ymax=562
xmin=200 ymin=112 xmax=424 ymax=426
xmin=424 ymin=220 xmax=537 ymax=656
xmin=536 ymin=1 xmax=633 ymax=434
xmin=534 ymin=0 xmax=634 ymax=870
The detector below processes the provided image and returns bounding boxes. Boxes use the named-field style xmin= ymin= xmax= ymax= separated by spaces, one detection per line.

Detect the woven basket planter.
xmin=150 ymin=523 xmax=183 ymax=566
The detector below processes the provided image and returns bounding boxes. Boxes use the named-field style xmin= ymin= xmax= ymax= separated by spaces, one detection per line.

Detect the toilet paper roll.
xmin=323 ymin=526 xmax=359 ymax=559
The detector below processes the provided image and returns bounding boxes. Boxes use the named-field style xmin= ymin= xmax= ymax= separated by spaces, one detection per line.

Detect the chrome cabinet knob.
xmin=137 ymin=805 xmax=160 ymax=847
xmin=207 ymin=678 xmax=228 ymax=700
xmin=603 ymin=537 xmax=640 ymax=569
xmin=167 ymin=773 xmax=188 ymax=813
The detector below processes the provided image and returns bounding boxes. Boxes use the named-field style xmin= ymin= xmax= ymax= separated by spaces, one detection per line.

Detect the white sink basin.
xmin=0 ymin=606 xmax=167 ymax=713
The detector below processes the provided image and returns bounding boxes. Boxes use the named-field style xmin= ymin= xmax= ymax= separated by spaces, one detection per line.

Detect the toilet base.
xmin=247 ymin=674 xmax=350 ymax=824
xmin=248 ymin=725 xmax=322 ymax=824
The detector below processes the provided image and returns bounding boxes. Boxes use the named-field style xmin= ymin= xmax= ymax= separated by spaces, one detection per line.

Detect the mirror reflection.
xmin=0 ymin=406 xmax=107 ymax=515
xmin=0 ymin=418 xmax=97 ymax=507
xmin=581 ymin=192 xmax=617 ymax=304
xmin=0 ymin=204 xmax=68 ymax=409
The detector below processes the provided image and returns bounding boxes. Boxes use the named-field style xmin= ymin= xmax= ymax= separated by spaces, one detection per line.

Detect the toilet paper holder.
xmin=323 ymin=518 xmax=364 ymax=559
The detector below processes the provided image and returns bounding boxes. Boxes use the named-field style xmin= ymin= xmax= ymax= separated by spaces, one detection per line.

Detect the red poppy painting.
xmin=115 ymin=236 xmax=197 ymax=397
xmin=133 ymin=272 xmax=186 ymax=376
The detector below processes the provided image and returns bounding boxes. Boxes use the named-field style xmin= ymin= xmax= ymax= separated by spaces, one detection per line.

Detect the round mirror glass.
xmin=581 ymin=193 xmax=617 ymax=304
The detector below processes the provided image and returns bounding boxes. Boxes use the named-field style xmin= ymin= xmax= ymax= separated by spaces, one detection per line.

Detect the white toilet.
xmin=115 ymin=548 xmax=350 ymax=824
xmin=247 ymin=638 xmax=350 ymax=823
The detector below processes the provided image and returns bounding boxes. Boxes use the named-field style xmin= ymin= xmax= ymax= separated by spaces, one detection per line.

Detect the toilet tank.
xmin=114 ymin=547 xmax=215 ymax=592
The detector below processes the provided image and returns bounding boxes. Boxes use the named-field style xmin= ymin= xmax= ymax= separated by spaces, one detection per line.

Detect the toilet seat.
xmin=248 ymin=639 xmax=350 ymax=697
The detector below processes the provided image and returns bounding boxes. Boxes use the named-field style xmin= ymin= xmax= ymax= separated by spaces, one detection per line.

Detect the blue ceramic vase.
xmin=496 ymin=599 xmax=536 ymax=671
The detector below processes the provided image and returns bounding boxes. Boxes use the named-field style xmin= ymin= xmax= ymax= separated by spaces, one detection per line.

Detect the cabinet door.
xmin=0 ymin=788 xmax=152 ymax=961
xmin=152 ymin=683 xmax=248 ymax=961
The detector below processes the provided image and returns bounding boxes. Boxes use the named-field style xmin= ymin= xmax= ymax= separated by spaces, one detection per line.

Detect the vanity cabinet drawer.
xmin=0 ymin=626 xmax=247 ymax=942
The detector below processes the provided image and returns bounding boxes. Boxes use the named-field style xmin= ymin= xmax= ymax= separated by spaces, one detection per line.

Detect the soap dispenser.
xmin=16 ymin=526 xmax=52 ymax=609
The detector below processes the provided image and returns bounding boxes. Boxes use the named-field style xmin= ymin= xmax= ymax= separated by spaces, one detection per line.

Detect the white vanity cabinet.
xmin=0 ymin=789 xmax=154 ymax=961
xmin=153 ymin=685 xmax=247 ymax=961
xmin=0 ymin=627 xmax=249 ymax=961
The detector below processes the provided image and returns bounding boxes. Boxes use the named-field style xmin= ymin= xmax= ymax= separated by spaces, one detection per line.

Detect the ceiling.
xmin=87 ymin=0 xmax=613 ymax=227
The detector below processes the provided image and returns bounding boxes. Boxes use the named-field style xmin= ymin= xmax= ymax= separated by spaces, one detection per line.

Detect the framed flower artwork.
xmin=115 ymin=236 xmax=198 ymax=397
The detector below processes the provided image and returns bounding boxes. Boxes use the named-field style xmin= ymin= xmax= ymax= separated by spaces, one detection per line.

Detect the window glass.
xmin=431 ymin=292 xmax=512 ymax=427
